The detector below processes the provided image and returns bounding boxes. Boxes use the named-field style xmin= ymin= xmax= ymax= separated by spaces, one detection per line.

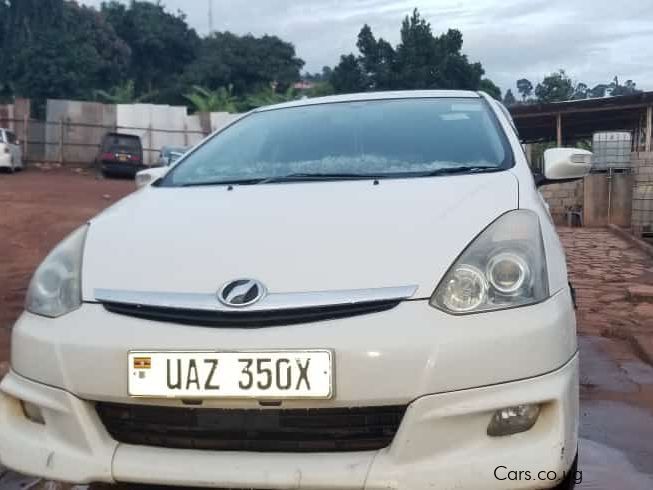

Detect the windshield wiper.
xmin=176 ymin=167 xmax=503 ymax=187
xmin=419 ymin=166 xmax=505 ymax=177
xmin=257 ymin=173 xmax=388 ymax=184
xmin=178 ymin=178 xmax=267 ymax=187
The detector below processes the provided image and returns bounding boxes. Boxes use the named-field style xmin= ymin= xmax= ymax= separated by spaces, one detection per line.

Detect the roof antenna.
xmin=208 ymin=0 xmax=214 ymax=34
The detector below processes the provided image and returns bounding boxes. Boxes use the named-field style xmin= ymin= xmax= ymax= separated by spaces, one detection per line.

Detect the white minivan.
xmin=0 ymin=128 xmax=23 ymax=172
xmin=0 ymin=91 xmax=590 ymax=489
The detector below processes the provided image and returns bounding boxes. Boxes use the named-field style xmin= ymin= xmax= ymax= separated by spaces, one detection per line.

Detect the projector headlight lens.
xmin=431 ymin=210 xmax=548 ymax=314
xmin=487 ymin=252 xmax=529 ymax=295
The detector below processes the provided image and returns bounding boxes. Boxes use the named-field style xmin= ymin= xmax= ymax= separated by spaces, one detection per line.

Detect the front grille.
xmin=96 ymin=402 xmax=406 ymax=452
xmin=101 ymin=300 xmax=400 ymax=328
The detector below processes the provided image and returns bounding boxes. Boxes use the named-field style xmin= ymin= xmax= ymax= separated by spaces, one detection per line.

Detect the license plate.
xmin=128 ymin=350 xmax=333 ymax=399
xmin=116 ymin=154 xmax=129 ymax=161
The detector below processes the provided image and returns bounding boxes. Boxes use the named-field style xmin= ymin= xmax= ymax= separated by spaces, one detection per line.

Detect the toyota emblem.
xmin=218 ymin=279 xmax=266 ymax=307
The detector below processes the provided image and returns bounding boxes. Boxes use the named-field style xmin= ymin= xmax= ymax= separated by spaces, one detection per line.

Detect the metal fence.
xmin=0 ymin=117 xmax=209 ymax=166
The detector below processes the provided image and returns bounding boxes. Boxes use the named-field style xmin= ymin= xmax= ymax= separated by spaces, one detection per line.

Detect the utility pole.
xmin=208 ymin=0 xmax=214 ymax=35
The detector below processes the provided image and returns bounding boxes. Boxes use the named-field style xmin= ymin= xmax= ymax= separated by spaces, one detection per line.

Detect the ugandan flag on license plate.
xmin=133 ymin=357 xmax=151 ymax=369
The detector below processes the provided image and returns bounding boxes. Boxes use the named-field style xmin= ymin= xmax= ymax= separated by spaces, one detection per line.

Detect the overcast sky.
xmin=80 ymin=0 xmax=653 ymax=94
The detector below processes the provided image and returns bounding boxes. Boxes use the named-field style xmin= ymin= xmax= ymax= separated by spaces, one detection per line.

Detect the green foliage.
xmin=243 ymin=86 xmax=298 ymax=110
xmin=534 ymin=70 xmax=574 ymax=103
xmin=515 ymin=73 xmax=642 ymax=104
xmin=331 ymin=54 xmax=367 ymax=93
xmin=183 ymin=85 xmax=238 ymax=113
xmin=101 ymin=1 xmax=200 ymax=94
xmin=478 ymin=79 xmax=501 ymax=100
xmin=609 ymin=77 xmax=640 ymax=96
xmin=183 ymin=32 xmax=304 ymax=97
xmin=2 ymin=1 xmax=129 ymax=106
xmin=516 ymin=79 xmax=533 ymax=101
xmin=304 ymin=81 xmax=335 ymax=98
xmin=503 ymin=89 xmax=517 ymax=106
xmin=330 ymin=9 xmax=496 ymax=94
xmin=0 ymin=1 xmax=303 ymax=110
xmin=94 ymin=80 xmax=156 ymax=104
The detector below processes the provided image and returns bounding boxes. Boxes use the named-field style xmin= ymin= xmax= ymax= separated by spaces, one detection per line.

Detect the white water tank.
xmin=592 ymin=132 xmax=631 ymax=170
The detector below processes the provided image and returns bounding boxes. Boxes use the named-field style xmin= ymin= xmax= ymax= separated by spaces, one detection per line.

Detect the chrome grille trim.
xmin=94 ymin=285 xmax=418 ymax=313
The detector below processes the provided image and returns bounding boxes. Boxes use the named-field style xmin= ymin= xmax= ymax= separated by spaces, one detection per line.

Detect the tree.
xmin=94 ymin=80 xmax=156 ymax=104
xmin=3 ymin=1 xmax=130 ymax=107
xmin=330 ymin=9 xmax=497 ymax=94
xmin=571 ymin=82 xmax=588 ymax=100
xmin=516 ymin=73 xmax=643 ymax=103
xmin=305 ymin=81 xmax=335 ymax=98
xmin=355 ymin=24 xmax=395 ymax=90
xmin=101 ymin=1 xmax=199 ymax=95
xmin=183 ymin=85 xmax=238 ymax=113
xmin=183 ymin=32 xmax=304 ymax=96
xmin=589 ymin=84 xmax=610 ymax=98
xmin=609 ymin=77 xmax=641 ymax=96
xmin=503 ymin=89 xmax=516 ymax=106
xmin=516 ymin=79 xmax=533 ymax=101
xmin=534 ymin=70 xmax=574 ymax=103
xmin=244 ymin=86 xmax=298 ymax=110
xmin=331 ymin=54 xmax=367 ymax=93
xmin=479 ymin=79 xmax=501 ymax=100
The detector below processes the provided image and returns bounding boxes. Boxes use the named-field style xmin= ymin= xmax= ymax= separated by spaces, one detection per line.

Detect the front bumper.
xmin=100 ymin=161 xmax=145 ymax=176
xmin=0 ymin=355 xmax=578 ymax=488
xmin=1 ymin=291 xmax=579 ymax=488
xmin=0 ymin=153 xmax=12 ymax=168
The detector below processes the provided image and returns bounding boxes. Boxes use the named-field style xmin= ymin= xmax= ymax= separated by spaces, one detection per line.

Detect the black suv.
xmin=96 ymin=132 xmax=144 ymax=177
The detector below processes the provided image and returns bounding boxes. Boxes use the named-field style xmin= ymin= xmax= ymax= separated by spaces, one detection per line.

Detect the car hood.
xmin=82 ymin=172 xmax=518 ymax=301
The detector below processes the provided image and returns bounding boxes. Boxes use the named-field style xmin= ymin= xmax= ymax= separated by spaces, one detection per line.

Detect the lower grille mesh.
xmin=96 ymin=402 xmax=406 ymax=452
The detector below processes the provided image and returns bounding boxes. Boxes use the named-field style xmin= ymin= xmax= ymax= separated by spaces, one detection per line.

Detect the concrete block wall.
xmin=539 ymin=180 xmax=584 ymax=224
xmin=46 ymin=99 xmax=117 ymax=164
xmin=632 ymin=152 xmax=653 ymax=185
xmin=631 ymin=152 xmax=653 ymax=232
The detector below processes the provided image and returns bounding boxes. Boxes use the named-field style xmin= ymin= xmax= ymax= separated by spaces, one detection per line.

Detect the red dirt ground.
xmin=0 ymin=168 xmax=133 ymax=368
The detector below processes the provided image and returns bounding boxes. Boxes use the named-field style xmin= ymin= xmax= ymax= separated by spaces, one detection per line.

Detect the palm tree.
xmin=183 ymin=85 xmax=238 ymax=113
xmin=245 ymin=85 xmax=298 ymax=110
xmin=94 ymin=80 xmax=157 ymax=104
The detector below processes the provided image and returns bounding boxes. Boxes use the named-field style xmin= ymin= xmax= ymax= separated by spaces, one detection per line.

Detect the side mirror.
xmin=168 ymin=151 xmax=184 ymax=165
xmin=537 ymin=148 xmax=592 ymax=187
xmin=135 ymin=166 xmax=167 ymax=188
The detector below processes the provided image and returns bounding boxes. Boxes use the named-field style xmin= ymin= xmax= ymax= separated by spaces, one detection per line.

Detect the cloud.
xmin=79 ymin=0 xmax=653 ymax=93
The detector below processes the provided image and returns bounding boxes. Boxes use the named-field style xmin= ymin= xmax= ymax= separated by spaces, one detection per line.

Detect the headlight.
xmin=430 ymin=210 xmax=548 ymax=314
xmin=25 ymin=224 xmax=89 ymax=318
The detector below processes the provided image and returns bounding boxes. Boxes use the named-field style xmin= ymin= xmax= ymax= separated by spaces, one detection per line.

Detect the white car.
xmin=0 ymin=91 xmax=590 ymax=489
xmin=0 ymin=128 xmax=23 ymax=172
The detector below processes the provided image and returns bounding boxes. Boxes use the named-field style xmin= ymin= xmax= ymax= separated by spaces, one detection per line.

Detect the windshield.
xmin=162 ymin=97 xmax=512 ymax=187
xmin=104 ymin=134 xmax=141 ymax=152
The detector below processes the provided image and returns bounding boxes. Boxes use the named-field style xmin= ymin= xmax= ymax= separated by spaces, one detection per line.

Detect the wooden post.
xmin=646 ymin=106 xmax=652 ymax=153
xmin=59 ymin=118 xmax=65 ymax=164
xmin=148 ymin=123 xmax=153 ymax=167
xmin=556 ymin=113 xmax=562 ymax=147
xmin=22 ymin=112 xmax=28 ymax=162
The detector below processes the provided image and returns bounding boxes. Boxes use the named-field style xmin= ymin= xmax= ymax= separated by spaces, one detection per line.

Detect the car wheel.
xmin=554 ymin=453 xmax=578 ymax=490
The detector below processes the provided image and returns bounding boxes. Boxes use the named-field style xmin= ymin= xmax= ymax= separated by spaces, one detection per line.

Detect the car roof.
xmin=105 ymin=132 xmax=140 ymax=139
xmin=254 ymin=90 xmax=481 ymax=112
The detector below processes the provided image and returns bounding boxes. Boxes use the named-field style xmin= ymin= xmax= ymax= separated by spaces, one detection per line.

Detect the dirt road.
xmin=0 ymin=168 xmax=133 ymax=366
